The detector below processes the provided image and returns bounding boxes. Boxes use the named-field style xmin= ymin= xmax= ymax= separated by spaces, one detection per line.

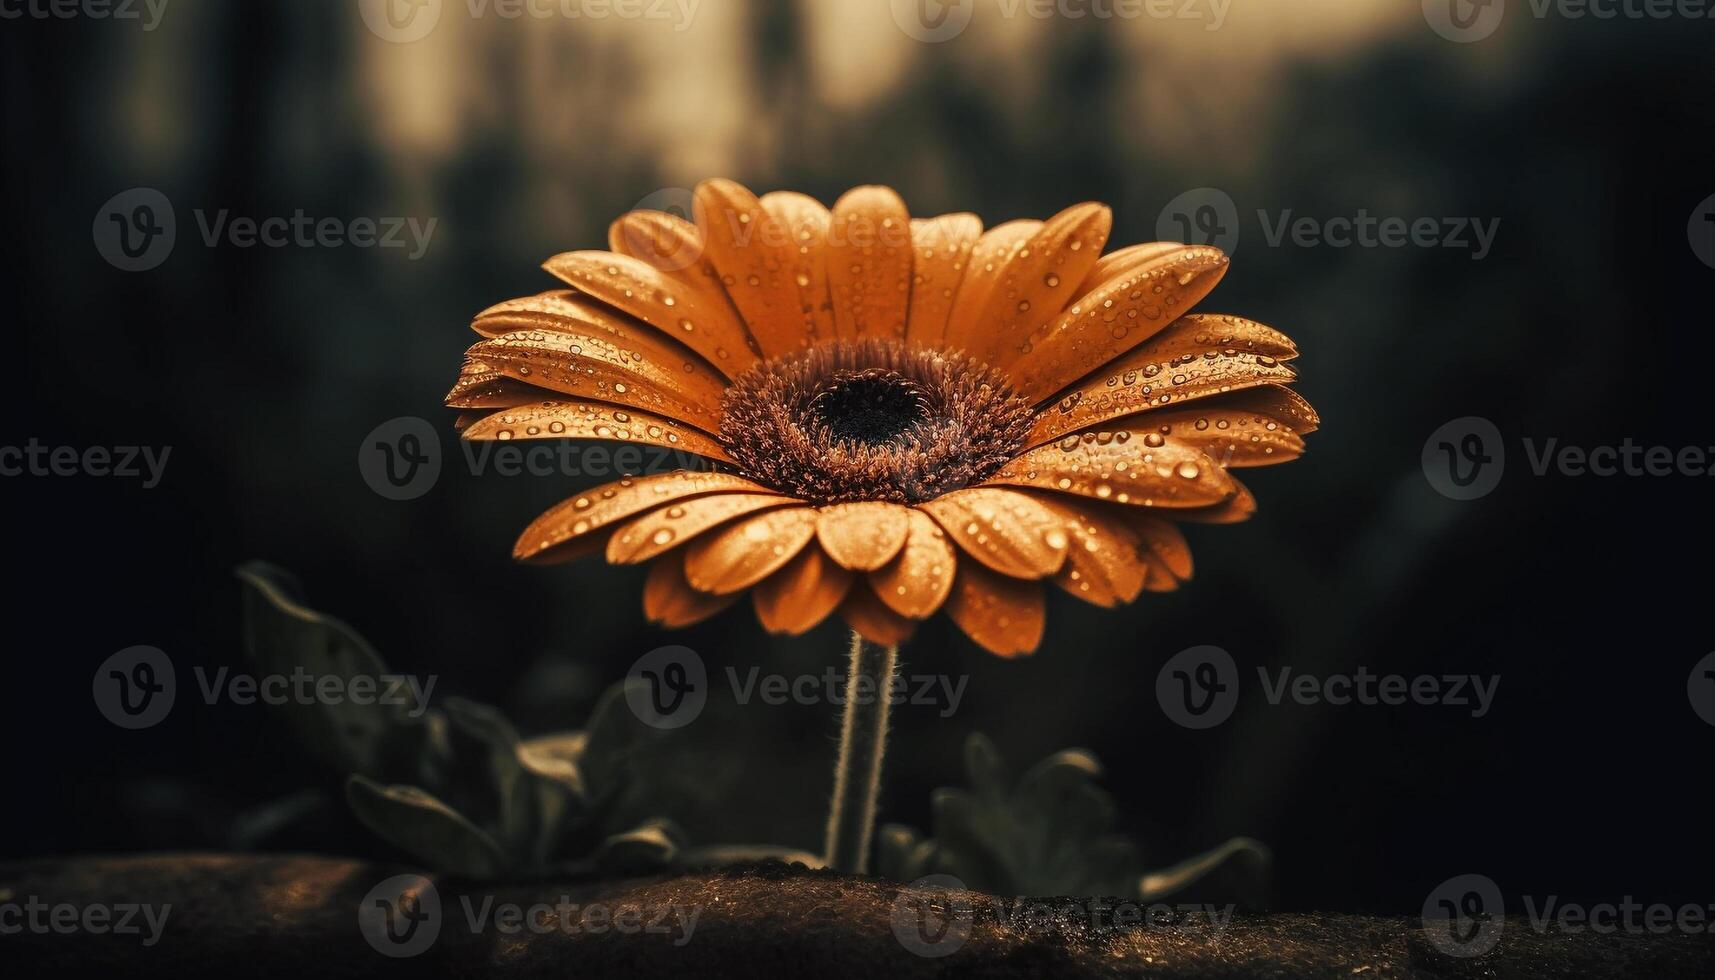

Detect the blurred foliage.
xmin=879 ymin=734 xmax=1269 ymax=902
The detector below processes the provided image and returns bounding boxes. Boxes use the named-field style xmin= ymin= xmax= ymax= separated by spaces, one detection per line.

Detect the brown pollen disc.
xmin=719 ymin=338 xmax=1036 ymax=505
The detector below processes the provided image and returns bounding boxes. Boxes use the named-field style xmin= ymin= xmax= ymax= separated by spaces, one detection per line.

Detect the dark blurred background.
xmin=1 ymin=0 xmax=1710 ymax=914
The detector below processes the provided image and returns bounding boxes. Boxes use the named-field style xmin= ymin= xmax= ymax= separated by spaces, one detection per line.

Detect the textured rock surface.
xmin=2 ymin=854 xmax=1710 ymax=978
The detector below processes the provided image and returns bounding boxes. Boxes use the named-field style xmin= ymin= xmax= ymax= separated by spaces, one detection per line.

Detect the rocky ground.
xmin=2 ymin=854 xmax=1710 ymax=978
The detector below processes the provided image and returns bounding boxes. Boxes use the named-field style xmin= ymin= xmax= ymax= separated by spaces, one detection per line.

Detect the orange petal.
xmin=445 ymin=367 xmax=547 ymax=409
xmin=465 ymin=329 xmax=727 ymax=432
xmin=752 ymin=545 xmax=854 ymax=636
xmin=1128 ymin=515 xmax=1193 ymax=580
xmin=543 ymin=250 xmax=757 ymax=377
xmin=942 ymin=220 xmax=1042 ymax=353
xmin=965 ymin=202 xmax=1111 ymax=369
xmin=840 ymin=581 xmax=918 ymax=647
xmin=946 ymin=562 xmax=1045 ymax=658
xmin=470 ymin=290 xmax=648 ymax=340
xmin=1010 ymin=245 xmax=1230 ymax=401
xmin=607 ymin=493 xmax=800 ymax=564
xmin=919 ymin=487 xmax=1069 ymax=580
xmin=1074 ymin=242 xmax=1187 ymax=295
xmin=986 ymin=434 xmax=1235 ymax=509
xmin=871 ymin=509 xmax=957 ymax=619
xmin=682 ymin=506 xmax=818 ymax=595
xmin=827 ymin=186 xmax=913 ymax=341
xmin=693 ymin=179 xmax=832 ymax=358
xmin=1141 ymin=556 xmax=1182 ymax=592
xmin=905 ymin=213 xmax=982 ymax=345
xmin=1126 ymin=387 xmax=1312 ymax=468
xmin=815 ymin=501 xmax=911 ymax=572
xmin=460 ymin=399 xmax=733 ymax=462
xmin=609 ymin=209 xmax=708 ymax=275
xmin=1028 ymin=493 xmax=1148 ymax=608
xmin=1026 ymin=314 xmax=1304 ymax=445
xmin=515 ymin=471 xmax=779 ymax=564
xmin=644 ymin=557 xmax=739 ymax=628
xmin=1175 ymin=479 xmax=1257 ymax=524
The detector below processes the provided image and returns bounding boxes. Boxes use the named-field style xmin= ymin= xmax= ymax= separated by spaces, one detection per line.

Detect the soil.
xmin=1 ymin=854 xmax=1709 ymax=978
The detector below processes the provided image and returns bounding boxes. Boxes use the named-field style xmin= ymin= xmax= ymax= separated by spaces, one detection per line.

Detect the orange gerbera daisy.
xmin=447 ymin=181 xmax=1316 ymax=657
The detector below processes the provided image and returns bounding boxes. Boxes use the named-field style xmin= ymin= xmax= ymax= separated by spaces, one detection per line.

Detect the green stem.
xmin=823 ymin=630 xmax=898 ymax=874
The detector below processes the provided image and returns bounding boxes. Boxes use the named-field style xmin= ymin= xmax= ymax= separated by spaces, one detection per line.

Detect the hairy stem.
xmin=823 ymin=631 xmax=899 ymax=875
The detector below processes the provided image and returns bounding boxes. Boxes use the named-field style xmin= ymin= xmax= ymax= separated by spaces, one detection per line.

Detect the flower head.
xmin=447 ymin=181 xmax=1316 ymax=656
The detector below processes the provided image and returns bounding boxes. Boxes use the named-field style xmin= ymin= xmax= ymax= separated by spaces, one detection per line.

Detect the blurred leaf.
xmin=235 ymin=561 xmax=444 ymax=781
xmin=883 ymin=733 xmax=1268 ymax=900
xmin=1138 ymin=836 xmax=1272 ymax=902
xmin=345 ymin=775 xmax=507 ymax=879
xmin=591 ymin=819 xmax=684 ymax=873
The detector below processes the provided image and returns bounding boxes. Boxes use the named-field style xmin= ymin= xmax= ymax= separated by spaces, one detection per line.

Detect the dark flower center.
xmin=810 ymin=369 xmax=930 ymax=447
xmin=719 ymin=338 xmax=1037 ymax=505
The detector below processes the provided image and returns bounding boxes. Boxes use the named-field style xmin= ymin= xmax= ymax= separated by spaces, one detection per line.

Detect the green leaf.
xmin=575 ymin=680 xmax=652 ymax=797
xmin=345 ymin=775 xmax=507 ymax=879
xmin=591 ymin=819 xmax=683 ymax=873
xmin=235 ymin=561 xmax=442 ymax=780
xmin=441 ymin=698 xmax=530 ymax=838
xmin=1137 ymin=836 xmax=1272 ymax=901
xmin=884 ymin=734 xmax=1268 ymax=900
xmin=963 ymin=733 xmax=1009 ymax=807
